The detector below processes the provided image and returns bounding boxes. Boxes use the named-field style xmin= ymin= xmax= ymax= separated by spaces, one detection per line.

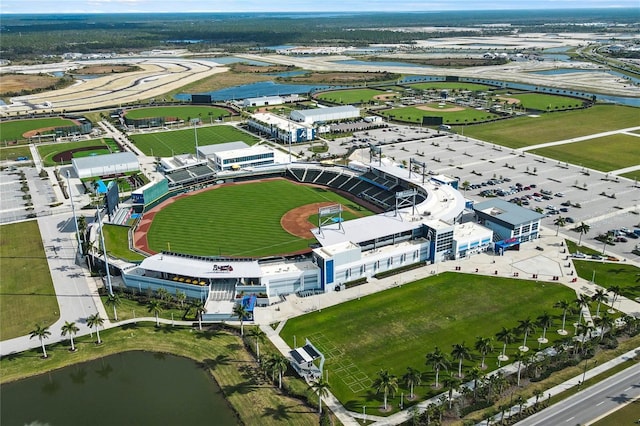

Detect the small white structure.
xmin=197 ymin=141 xmax=276 ymax=171
xmin=72 ymin=152 xmax=139 ymax=179
xmin=242 ymin=96 xmax=284 ymax=108
xmin=248 ymin=112 xmax=315 ymax=144
xmin=290 ymin=105 xmax=360 ymax=125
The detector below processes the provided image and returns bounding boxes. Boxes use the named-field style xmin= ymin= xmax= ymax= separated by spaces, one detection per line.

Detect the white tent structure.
xmin=72 ymin=152 xmax=139 ymax=179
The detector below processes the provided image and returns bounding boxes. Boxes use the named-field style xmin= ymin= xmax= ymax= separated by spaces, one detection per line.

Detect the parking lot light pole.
xmin=96 ymin=203 xmax=114 ymax=296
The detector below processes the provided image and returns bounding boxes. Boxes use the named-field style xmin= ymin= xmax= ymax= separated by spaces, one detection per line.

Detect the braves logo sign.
xmin=212 ymin=264 xmax=234 ymax=272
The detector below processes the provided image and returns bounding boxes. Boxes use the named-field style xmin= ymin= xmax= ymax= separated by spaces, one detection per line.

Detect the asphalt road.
xmin=516 ymin=362 xmax=640 ymax=426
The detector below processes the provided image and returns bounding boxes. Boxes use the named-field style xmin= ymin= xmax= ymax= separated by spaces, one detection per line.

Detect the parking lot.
xmin=0 ymin=166 xmax=62 ymax=223
xmin=325 ymin=123 xmax=640 ymax=262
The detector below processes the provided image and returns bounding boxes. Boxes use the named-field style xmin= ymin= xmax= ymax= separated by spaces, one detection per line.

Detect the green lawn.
xmin=280 ymin=273 xmax=575 ymax=411
xmin=316 ymin=88 xmax=394 ymax=104
xmin=529 ymin=134 xmax=640 ymax=172
xmin=406 ymin=82 xmax=493 ymax=92
xmin=0 ymin=145 xmax=32 ymax=161
xmin=37 ymin=139 xmax=111 ymax=167
xmin=0 ymin=117 xmax=78 ymax=141
xmin=508 ymin=93 xmax=582 ymax=111
xmin=0 ymin=221 xmax=59 ymax=340
xmin=591 ymin=398 xmax=639 ymax=426
xmin=147 ymin=179 xmax=373 ymax=256
xmin=124 ymin=106 xmax=231 ymax=122
xmin=380 ymin=104 xmax=499 ymax=125
xmin=619 ymin=170 xmax=640 ymax=182
xmin=459 ymin=105 xmax=640 ymax=149
xmin=129 ymin=124 xmax=260 ymax=157
xmin=102 ymin=224 xmax=146 ymax=262
xmin=573 ymin=260 xmax=640 ymax=301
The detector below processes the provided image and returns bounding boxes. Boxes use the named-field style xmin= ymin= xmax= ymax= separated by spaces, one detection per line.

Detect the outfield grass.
xmin=317 ymin=88 xmax=394 ymax=104
xmin=147 ymin=179 xmax=373 ymax=257
xmin=508 ymin=93 xmax=582 ymax=111
xmin=529 ymin=134 xmax=640 ymax=172
xmin=102 ymin=224 xmax=146 ymax=262
xmin=37 ymin=139 xmax=111 ymax=167
xmin=573 ymin=260 xmax=640 ymax=301
xmin=406 ymin=82 xmax=493 ymax=92
xmin=0 ymin=325 xmax=320 ymax=426
xmin=379 ymin=104 xmax=499 ymax=125
xmin=124 ymin=106 xmax=231 ymax=122
xmin=129 ymin=124 xmax=260 ymax=157
xmin=0 ymin=117 xmax=78 ymax=141
xmin=0 ymin=221 xmax=59 ymax=340
xmin=459 ymin=105 xmax=640 ymax=149
xmin=280 ymin=272 xmax=576 ymax=411
xmin=0 ymin=145 xmax=32 ymax=161
xmin=619 ymin=170 xmax=640 ymax=182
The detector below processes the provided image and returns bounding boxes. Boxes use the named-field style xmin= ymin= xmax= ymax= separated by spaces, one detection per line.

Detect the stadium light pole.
xmin=66 ymin=170 xmax=83 ymax=256
xmin=96 ymin=203 xmax=114 ymax=296
xmin=194 ymin=122 xmax=199 ymax=160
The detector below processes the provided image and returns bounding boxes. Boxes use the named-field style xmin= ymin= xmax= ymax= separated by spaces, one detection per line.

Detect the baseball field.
xmin=142 ymin=179 xmax=374 ymax=257
xmin=0 ymin=117 xmax=79 ymax=141
xmin=124 ymin=105 xmax=231 ymax=122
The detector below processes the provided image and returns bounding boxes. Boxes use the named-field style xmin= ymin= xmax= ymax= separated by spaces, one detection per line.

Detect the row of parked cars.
xmin=609 ymin=227 xmax=640 ymax=242
xmin=572 ymin=252 xmax=620 ymax=261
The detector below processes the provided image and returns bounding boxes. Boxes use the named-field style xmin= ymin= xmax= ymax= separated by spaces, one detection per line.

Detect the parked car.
xmin=615 ymin=236 xmax=628 ymax=243
xmin=607 ymin=256 xmax=620 ymax=262
xmin=560 ymin=207 xmax=569 ymax=213
xmin=565 ymin=217 xmax=575 ymax=223
xmin=572 ymin=252 xmax=586 ymax=258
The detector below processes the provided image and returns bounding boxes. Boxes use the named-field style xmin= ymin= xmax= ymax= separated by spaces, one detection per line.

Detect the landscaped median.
xmin=0 ymin=323 xmax=323 ymax=426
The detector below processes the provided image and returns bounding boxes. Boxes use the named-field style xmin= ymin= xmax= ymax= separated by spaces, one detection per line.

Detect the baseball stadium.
xmin=118 ymin=155 xmax=510 ymax=321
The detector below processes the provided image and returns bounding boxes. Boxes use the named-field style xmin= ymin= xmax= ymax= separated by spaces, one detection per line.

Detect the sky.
xmin=2 ymin=0 xmax=638 ymax=14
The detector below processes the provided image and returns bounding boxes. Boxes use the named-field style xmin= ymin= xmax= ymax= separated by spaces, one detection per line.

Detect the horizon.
xmin=2 ymin=0 xmax=638 ymax=14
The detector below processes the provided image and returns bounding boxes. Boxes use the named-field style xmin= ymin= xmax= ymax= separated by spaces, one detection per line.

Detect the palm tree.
xmin=495 ymin=327 xmax=515 ymax=363
xmin=499 ymin=403 xmax=510 ymax=423
xmin=451 ymin=342 xmax=472 ymax=378
xmin=515 ymin=394 xmax=527 ymax=415
xmin=595 ymin=313 xmax=615 ymax=342
xmin=310 ymin=378 xmax=330 ymax=414
xmin=517 ymin=318 xmax=536 ymax=351
xmin=104 ymin=292 xmax=121 ymax=321
xmin=554 ymin=300 xmax=571 ymax=335
xmin=533 ymin=388 xmax=544 ymax=407
xmin=576 ymin=323 xmax=595 ymax=355
xmin=513 ymin=350 xmax=527 ymax=386
xmin=574 ymin=294 xmax=591 ymax=324
xmin=248 ymin=327 xmax=266 ymax=362
xmin=232 ymin=302 xmax=249 ymax=336
xmin=591 ymin=289 xmax=608 ymax=318
xmin=373 ymin=369 xmax=398 ymax=411
xmin=175 ymin=290 xmax=187 ymax=308
xmin=467 ymin=366 xmax=483 ymax=400
xmin=536 ymin=312 xmax=553 ymax=344
xmin=607 ymin=285 xmax=621 ymax=312
xmin=61 ymin=321 xmax=79 ymax=352
xmin=600 ymin=231 xmax=614 ymax=255
xmin=402 ymin=367 xmax=421 ymax=400
xmin=194 ymin=301 xmax=206 ymax=330
xmin=576 ymin=222 xmax=590 ymax=246
xmin=553 ymin=216 xmax=566 ymax=236
xmin=87 ymin=313 xmax=104 ymax=344
xmin=156 ymin=287 xmax=169 ymax=302
xmin=269 ymin=353 xmax=288 ymax=389
xmin=30 ymin=324 xmax=51 ymax=358
xmin=147 ymin=299 xmax=163 ymax=327
xmin=441 ymin=373 xmax=461 ymax=409
xmin=474 ymin=336 xmax=493 ymax=369
xmin=425 ymin=346 xmax=449 ymax=388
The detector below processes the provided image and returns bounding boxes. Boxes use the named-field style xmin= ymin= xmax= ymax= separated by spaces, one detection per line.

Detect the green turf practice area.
xmin=529 ymin=134 xmax=640 ymax=173
xmin=280 ymin=273 xmax=576 ymax=411
xmin=0 ymin=221 xmax=59 ymax=340
xmin=379 ymin=104 xmax=499 ymax=125
xmin=146 ymin=179 xmax=373 ymax=257
xmin=0 ymin=145 xmax=32 ymax=161
xmin=459 ymin=105 xmax=639 ymax=149
xmin=316 ymin=88 xmax=395 ymax=104
xmin=573 ymin=260 xmax=640 ymax=302
xmin=507 ymin=93 xmax=582 ymax=111
xmin=129 ymin=124 xmax=260 ymax=157
xmin=0 ymin=117 xmax=79 ymax=142
xmin=124 ymin=105 xmax=231 ymax=123
xmin=37 ymin=138 xmax=113 ymax=167
xmin=102 ymin=224 xmax=146 ymax=262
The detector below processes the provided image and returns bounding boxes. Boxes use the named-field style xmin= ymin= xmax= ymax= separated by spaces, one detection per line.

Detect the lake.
xmin=0 ymin=351 xmax=239 ymax=426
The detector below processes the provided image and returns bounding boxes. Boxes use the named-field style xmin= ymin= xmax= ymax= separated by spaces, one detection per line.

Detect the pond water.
xmin=175 ymin=80 xmax=337 ymax=102
xmin=0 ymin=351 xmax=239 ymax=426
xmin=334 ymin=59 xmax=430 ymax=68
xmin=264 ymin=70 xmax=309 ymax=77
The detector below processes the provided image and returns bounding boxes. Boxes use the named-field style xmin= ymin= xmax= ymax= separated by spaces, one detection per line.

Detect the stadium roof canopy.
xmin=312 ymin=212 xmax=419 ymax=247
xmin=197 ymin=141 xmax=249 ymax=157
xmin=139 ymin=253 xmax=263 ymax=278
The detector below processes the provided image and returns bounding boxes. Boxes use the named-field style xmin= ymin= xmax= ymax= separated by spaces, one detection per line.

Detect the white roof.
xmin=198 ymin=142 xmax=249 ymax=157
xmin=215 ymin=145 xmax=274 ymax=161
xmin=139 ymin=253 xmax=262 ymax=278
xmin=72 ymin=152 xmax=138 ymax=170
xmin=291 ymin=105 xmax=359 ymax=120
xmin=251 ymin=112 xmax=309 ymax=130
xmin=245 ymin=96 xmax=284 ymax=103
